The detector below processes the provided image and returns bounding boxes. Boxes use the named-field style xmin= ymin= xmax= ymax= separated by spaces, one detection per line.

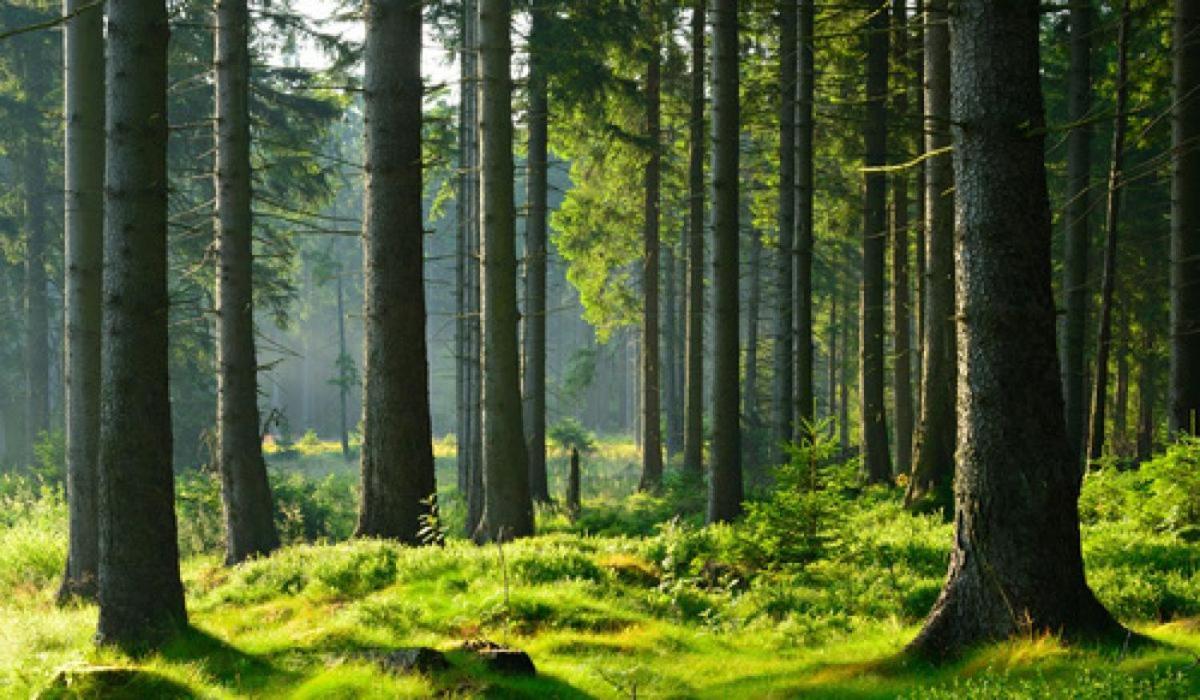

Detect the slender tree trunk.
xmin=744 ymin=229 xmax=763 ymax=469
xmin=97 ymin=0 xmax=187 ymax=648
xmin=1114 ymin=320 xmax=1130 ymax=455
xmin=1171 ymin=0 xmax=1200 ymax=436
xmin=456 ymin=1 xmax=472 ymax=499
xmin=336 ymin=271 xmax=350 ymax=460
xmin=912 ymin=0 xmax=926 ymax=405
xmin=828 ymin=285 xmax=838 ymax=422
xmin=1063 ymin=0 xmax=1094 ymax=458
xmin=1086 ymin=0 xmax=1130 ymax=464
xmin=215 ymin=0 xmax=280 ymax=564
xmin=683 ymin=0 xmax=706 ymax=478
xmin=891 ymin=0 xmax=912 ymax=476
xmin=356 ymin=0 xmax=438 ymax=543
xmin=773 ymin=0 xmax=796 ymax=461
xmin=839 ymin=281 xmax=852 ymax=455
xmin=1136 ymin=349 xmax=1156 ymax=463
xmin=640 ymin=17 xmax=664 ymax=492
xmin=861 ymin=0 xmax=891 ymax=484
xmin=905 ymin=0 xmax=954 ymax=511
xmin=794 ymin=0 xmax=815 ymax=436
xmin=665 ymin=237 xmax=683 ymax=456
xmin=708 ymin=0 xmax=742 ymax=523
xmin=477 ymin=0 xmax=532 ymax=541
xmin=908 ymin=0 xmax=1124 ymax=658
xmin=59 ymin=0 xmax=104 ymax=602
xmin=524 ymin=0 xmax=551 ymax=502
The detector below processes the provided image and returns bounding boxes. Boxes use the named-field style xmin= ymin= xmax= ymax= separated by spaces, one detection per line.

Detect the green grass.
xmin=5 ymin=444 xmax=1200 ymax=697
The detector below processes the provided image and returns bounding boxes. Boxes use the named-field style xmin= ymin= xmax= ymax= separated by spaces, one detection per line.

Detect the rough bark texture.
xmin=1171 ymin=0 xmax=1200 ymax=436
xmin=1086 ymin=0 xmax=1130 ymax=463
xmin=524 ymin=0 xmax=551 ymax=502
xmin=682 ymin=0 xmax=706 ymax=478
xmin=477 ymin=0 xmax=533 ymax=541
xmin=665 ymin=240 xmax=683 ymax=456
xmin=1063 ymin=0 xmax=1093 ymax=458
xmin=356 ymin=0 xmax=438 ymax=543
xmin=794 ymin=0 xmax=815 ymax=436
xmin=744 ymin=229 xmax=763 ymax=470
xmin=890 ymin=0 xmax=912 ymax=477
xmin=97 ymin=0 xmax=188 ymax=648
xmin=907 ymin=0 xmax=1123 ymax=659
xmin=861 ymin=0 xmax=891 ymax=484
xmin=640 ymin=22 xmax=664 ymax=493
xmin=708 ymin=0 xmax=742 ymax=523
xmin=912 ymin=0 xmax=926 ymax=403
xmin=905 ymin=0 xmax=954 ymax=512
xmin=60 ymin=0 xmax=105 ymax=602
xmin=215 ymin=0 xmax=280 ymax=564
xmin=773 ymin=0 xmax=796 ymax=462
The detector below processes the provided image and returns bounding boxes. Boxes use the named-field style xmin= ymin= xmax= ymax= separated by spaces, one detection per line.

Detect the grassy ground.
xmin=4 ymin=440 xmax=1200 ymax=698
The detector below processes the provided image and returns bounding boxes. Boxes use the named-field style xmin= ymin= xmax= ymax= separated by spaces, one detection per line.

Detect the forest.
xmin=1 ymin=0 xmax=1199 ymax=697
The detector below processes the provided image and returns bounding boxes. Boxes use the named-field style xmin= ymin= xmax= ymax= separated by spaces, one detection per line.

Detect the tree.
xmin=908 ymin=0 xmax=1123 ymax=658
xmin=356 ymin=0 xmax=438 ymax=543
xmin=524 ymin=0 xmax=551 ymax=502
xmin=891 ymin=0 xmax=913 ymax=476
xmin=477 ymin=0 xmax=533 ymax=541
xmin=1062 ymin=0 xmax=1093 ymax=459
xmin=708 ymin=0 xmax=742 ymax=523
xmin=682 ymin=0 xmax=705 ymax=478
xmin=639 ymin=3 xmax=664 ymax=492
xmin=905 ymin=0 xmax=954 ymax=511
xmin=861 ymin=0 xmax=891 ymax=484
xmin=794 ymin=0 xmax=815 ymax=436
xmin=1171 ymin=0 xmax=1200 ymax=436
xmin=97 ymin=0 xmax=187 ymax=648
xmin=214 ymin=0 xmax=280 ymax=564
xmin=772 ymin=0 xmax=796 ymax=462
xmin=59 ymin=0 xmax=104 ymax=602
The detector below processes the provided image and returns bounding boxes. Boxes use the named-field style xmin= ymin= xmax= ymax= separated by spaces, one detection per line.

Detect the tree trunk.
xmin=827 ymin=284 xmax=838 ymax=423
xmin=1085 ymin=0 xmax=1130 ymax=464
xmin=891 ymin=0 xmax=913 ymax=477
xmin=59 ymin=0 xmax=105 ymax=602
xmin=215 ymin=0 xmax=280 ymax=564
xmin=912 ymin=0 xmax=926 ymax=406
xmin=640 ymin=17 xmax=664 ymax=492
xmin=708 ymin=0 xmax=742 ymax=523
xmin=524 ymin=0 xmax=551 ymax=502
xmin=1114 ymin=319 xmax=1130 ymax=454
xmin=839 ymin=281 xmax=852 ymax=455
xmin=1171 ymin=0 xmax=1200 ymax=436
xmin=861 ymin=0 xmax=891 ymax=484
xmin=97 ymin=0 xmax=187 ymax=648
xmin=905 ymin=0 xmax=954 ymax=512
xmin=794 ymin=0 xmax=815 ymax=436
xmin=456 ymin=0 xmax=473 ymax=500
xmin=567 ymin=447 xmax=581 ymax=519
xmin=665 ymin=236 xmax=683 ymax=456
xmin=744 ymin=229 xmax=763 ymax=470
xmin=773 ymin=0 xmax=796 ymax=462
xmin=907 ymin=0 xmax=1124 ymax=659
xmin=1136 ymin=350 xmax=1156 ymax=463
xmin=477 ymin=0 xmax=533 ymax=541
xmin=683 ymin=0 xmax=706 ymax=478
xmin=356 ymin=0 xmax=438 ymax=543
xmin=1063 ymin=0 xmax=1094 ymax=459
xmin=336 ymin=271 xmax=351 ymax=461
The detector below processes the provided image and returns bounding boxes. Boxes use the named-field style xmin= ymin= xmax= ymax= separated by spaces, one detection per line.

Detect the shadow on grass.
xmin=159 ymin=625 xmax=300 ymax=692
xmin=38 ymin=666 xmax=197 ymax=700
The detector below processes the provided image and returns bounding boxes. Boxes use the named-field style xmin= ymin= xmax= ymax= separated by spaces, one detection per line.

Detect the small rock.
xmin=460 ymin=639 xmax=537 ymax=676
xmin=359 ymin=647 xmax=449 ymax=675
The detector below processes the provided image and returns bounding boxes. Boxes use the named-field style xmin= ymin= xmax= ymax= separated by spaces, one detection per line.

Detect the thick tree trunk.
xmin=794 ymin=0 xmax=815 ymax=436
xmin=215 ymin=0 xmax=280 ymax=564
xmin=640 ymin=21 xmax=664 ymax=492
xmin=1085 ymin=0 xmax=1130 ymax=464
xmin=708 ymin=0 xmax=742 ymax=523
xmin=683 ymin=0 xmax=706 ymax=478
xmin=905 ymin=0 xmax=954 ymax=512
xmin=1063 ymin=0 xmax=1094 ymax=458
xmin=908 ymin=0 xmax=1124 ymax=659
xmin=97 ymin=0 xmax=187 ymax=648
xmin=891 ymin=0 xmax=912 ymax=477
xmin=477 ymin=0 xmax=533 ymax=541
xmin=1171 ymin=0 xmax=1200 ymax=436
xmin=524 ymin=0 xmax=551 ymax=502
xmin=861 ymin=0 xmax=891 ymax=484
xmin=59 ymin=0 xmax=105 ymax=602
xmin=356 ymin=0 xmax=438 ymax=543
xmin=773 ymin=0 xmax=796 ymax=461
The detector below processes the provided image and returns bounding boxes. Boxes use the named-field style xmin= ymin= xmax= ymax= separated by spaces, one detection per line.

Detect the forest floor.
xmin=4 ymin=438 xmax=1200 ymax=698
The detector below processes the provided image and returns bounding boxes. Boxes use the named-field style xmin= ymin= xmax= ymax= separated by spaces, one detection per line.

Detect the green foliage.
xmin=0 ymin=475 xmax=65 ymax=597
xmin=1081 ymin=437 xmax=1200 ymax=534
xmin=547 ymin=417 xmax=596 ymax=453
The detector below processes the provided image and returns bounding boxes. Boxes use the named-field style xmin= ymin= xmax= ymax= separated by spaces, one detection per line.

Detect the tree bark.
xmin=59 ymin=0 xmax=105 ymax=602
xmin=794 ymin=0 xmax=815 ymax=436
xmin=336 ymin=271 xmax=351 ymax=461
xmin=356 ymin=0 xmax=438 ymax=543
xmin=640 ymin=15 xmax=664 ymax=492
xmin=215 ymin=0 xmax=280 ymax=564
xmin=477 ymin=0 xmax=533 ymax=541
xmin=905 ymin=0 xmax=954 ymax=512
xmin=891 ymin=0 xmax=912 ymax=477
xmin=708 ymin=0 xmax=742 ymax=523
xmin=97 ymin=0 xmax=187 ymax=648
xmin=683 ymin=0 xmax=706 ymax=478
xmin=1136 ymin=350 xmax=1156 ymax=463
xmin=744 ymin=228 xmax=763 ymax=469
xmin=907 ymin=0 xmax=1124 ymax=659
xmin=524 ymin=0 xmax=551 ymax=502
xmin=1171 ymin=0 xmax=1200 ymax=436
xmin=1063 ymin=0 xmax=1094 ymax=459
xmin=861 ymin=0 xmax=891 ymax=484
xmin=773 ymin=0 xmax=796 ymax=462
xmin=665 ymin=237 xmax=683 ymax=456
